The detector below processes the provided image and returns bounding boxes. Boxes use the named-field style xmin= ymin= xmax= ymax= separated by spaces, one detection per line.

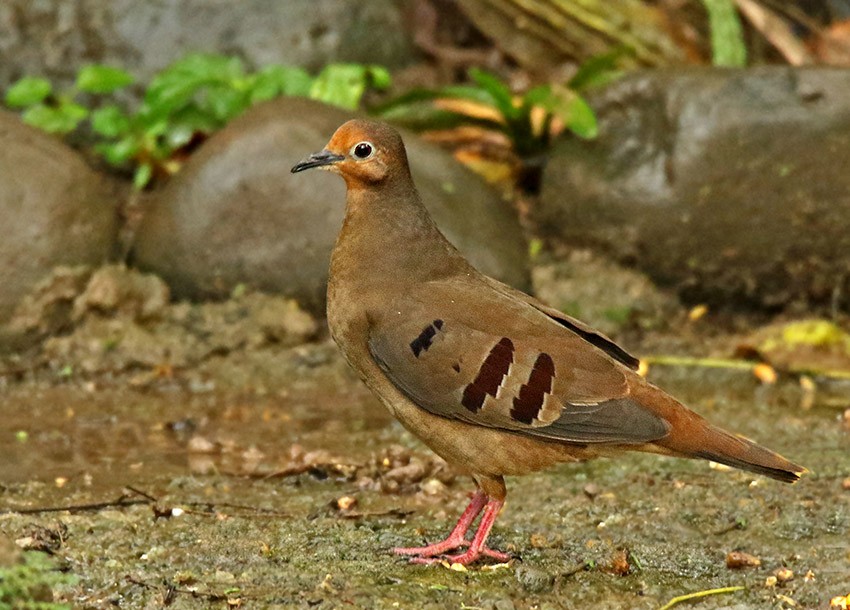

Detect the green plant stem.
xmin=644 ymin=355 xmax=850 ymax=381
xmin=657 ymin=586 xmax=744 ymax=610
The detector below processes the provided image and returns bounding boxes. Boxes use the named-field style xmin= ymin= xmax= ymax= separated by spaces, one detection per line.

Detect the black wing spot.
xmin=511 ymin=352 xmax=555 ymax=424
xmin=461 ymin=337 xmax=514 ymax=413
xmin=410 ymin=319 xmax=445 ymax=358
xmin=452 ymin=362 xmax=461 ymax=373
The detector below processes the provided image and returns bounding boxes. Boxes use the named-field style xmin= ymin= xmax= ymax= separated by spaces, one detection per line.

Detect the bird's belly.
xmin=375 ymin=390 xmax=594 ymax=477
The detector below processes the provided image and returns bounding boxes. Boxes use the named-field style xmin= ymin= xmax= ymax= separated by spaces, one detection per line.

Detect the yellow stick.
xmin=657 ymin=585 xmax=745 ymax=610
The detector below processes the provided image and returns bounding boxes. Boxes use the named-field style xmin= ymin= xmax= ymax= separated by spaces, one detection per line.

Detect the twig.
xmin=658 ymin=585 xmax=745 ymax=610
xmin=1 ymin=493 xmax=149 ymax=515
xmin=644 ymin=354 xmax=850 ymax=381
xmin=734 ymin=0 xmax=814 ymax=65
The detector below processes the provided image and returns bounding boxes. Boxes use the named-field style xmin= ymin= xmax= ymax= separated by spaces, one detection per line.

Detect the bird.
xmin=291 ymin=119 xmax=805 ymax=566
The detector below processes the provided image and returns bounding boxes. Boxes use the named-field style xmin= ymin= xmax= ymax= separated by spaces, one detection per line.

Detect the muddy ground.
xmin=1 ymin=261 xmax=849 ymax=609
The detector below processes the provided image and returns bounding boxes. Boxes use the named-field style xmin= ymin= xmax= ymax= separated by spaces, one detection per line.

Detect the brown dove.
xmin=291 ymin=119 xmax=805 ymax=566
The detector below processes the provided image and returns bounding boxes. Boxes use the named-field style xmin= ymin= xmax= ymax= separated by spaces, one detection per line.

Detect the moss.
xmin=0 ymin=552 xmax=75 ymax=610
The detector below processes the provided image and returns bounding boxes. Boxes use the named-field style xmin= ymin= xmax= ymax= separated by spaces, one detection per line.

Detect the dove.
xmin=291 ymin=119 xmax=804 ymax=566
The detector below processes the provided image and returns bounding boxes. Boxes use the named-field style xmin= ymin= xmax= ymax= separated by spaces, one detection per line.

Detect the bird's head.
xmin=290 ymin=119 xmax=409 ymax=189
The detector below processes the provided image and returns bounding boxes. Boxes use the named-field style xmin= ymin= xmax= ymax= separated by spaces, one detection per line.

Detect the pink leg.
xmin=393 ymin=489 xmax=486 ymax=558
xmin=440 ymin=498 xmax=510 ymax=565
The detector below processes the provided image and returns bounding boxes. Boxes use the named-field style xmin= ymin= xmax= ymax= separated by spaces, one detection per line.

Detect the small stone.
xmin=529 ymin=533 xmax=548 ymax=548
xmin=336 ymin=496 xmax=357 ymax=511
xmin=515 ymin=565 xmax=555 ymax=593
xmin=774 ymin=567 xmax=794 ymax=583
xmin=602 ymin=548 xmax=632 ymax=576
xmin=726 ymin=550 xmax=761 ymax=569
xmin=188 ymin=436 xmax=217 ymax=454
xmin=583 ymin=483 xmax=600 ymax=499
xmin=419 ymin=478 xmax=447 ymax=496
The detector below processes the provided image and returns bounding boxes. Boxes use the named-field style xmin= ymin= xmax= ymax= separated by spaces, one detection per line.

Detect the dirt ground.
xmin=1 ymin=263 xmax=849 ymax=609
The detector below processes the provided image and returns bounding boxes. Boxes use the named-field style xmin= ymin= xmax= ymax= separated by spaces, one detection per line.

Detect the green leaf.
xmin=702 ymin=0 xmax=747 ymax=67
xmin=5 ymin=76 xmax=52 ymax=107
xmin=366 ymin=65 xmax=391 ymax=90
xmin=96 ymin=136 xmax=140 ymax=165
xmin=568 ymin=48 xmax=630 ymax=91
xmin=310 ymin=63 xmax=389 ymax=109
xmin=524 ymin=85 xmax=554 ymax=107
xmin=310 ymin=64 xmax=369 ymax=109
xmin=163 ymin=124 xmax=195 ymax=150
xmin=204 ymin=85 xmax=249 ymax=122
xmin=22 ymin=102 xmax=88 ymax=134
xmin=531 ymin=87 xmax=597 ymax=140
xmin=170 ymin=106 xmax=220 ymax=135
xmin=91 ymin=105 xmax=130 ymax=137
xmin=133 ymin=162 xmax=154 ymax=189
xmin=248 ymin=65 xmax=314 ymax=103
xmin=468 ymin=68 xmax=516 ymax=119
xmin=562 ymin=94 xmax=597 ymax=139
xmin=145 ymin=53 xmax=245 ymax=117
xmin=163 ymin=53 xmax=245 ymax=83
xmin=76 ymin=65 xmax=134 ymax=94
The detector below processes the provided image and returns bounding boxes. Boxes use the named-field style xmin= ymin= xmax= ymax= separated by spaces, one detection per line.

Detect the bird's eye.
xmin=352 ymin=142 xmax=374 ymax=159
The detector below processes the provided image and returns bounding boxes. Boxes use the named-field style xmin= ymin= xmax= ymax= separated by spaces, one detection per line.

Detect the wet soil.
xmin=1 ymin=335 xmax=849 ymax=609
xmin=1 ymin=263 xmax=849 ymax=608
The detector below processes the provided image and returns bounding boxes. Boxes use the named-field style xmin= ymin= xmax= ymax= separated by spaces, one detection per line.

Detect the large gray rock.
xmin=538 ymin=67 xmax=850 ymax=313
xmin=0 ymin=0 xmax=416 ymax=93
xmin=0 ymin=110 xmax=121 ymax=324
xmin=130 ymin=97 xmax=530 ymax=313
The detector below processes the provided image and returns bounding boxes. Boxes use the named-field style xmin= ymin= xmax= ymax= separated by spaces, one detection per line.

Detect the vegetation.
xmin=0 ymin=552 xmax=75 ymax=610
xmin=4 ymin=55 xmax=390 ymax=188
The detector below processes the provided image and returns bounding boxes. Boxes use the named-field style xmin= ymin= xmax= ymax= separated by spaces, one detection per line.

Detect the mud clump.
xmin=5 ymin=264 xmax=319 ymax=374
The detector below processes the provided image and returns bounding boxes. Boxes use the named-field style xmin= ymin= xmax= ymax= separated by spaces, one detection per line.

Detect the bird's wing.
xmin=481 ymin=275 xmax=641 ymax=370
xmin=367 ymin=277 xmax=669 ymax=444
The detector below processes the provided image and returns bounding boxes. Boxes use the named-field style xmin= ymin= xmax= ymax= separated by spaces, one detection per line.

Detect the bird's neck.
xmin=328 ymin=179 xmax=470 ymax=304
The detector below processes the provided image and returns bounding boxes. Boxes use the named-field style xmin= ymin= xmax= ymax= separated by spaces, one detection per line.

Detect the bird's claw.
xmin=397 ymin=545 xmax=512 ymax=566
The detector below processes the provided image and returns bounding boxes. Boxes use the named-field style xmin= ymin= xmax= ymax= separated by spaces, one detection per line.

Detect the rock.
xmin=0 ymin=111 xmax=121 ymax=325
xmin=538 ymin=67 xmax=850 ymax=313
xmin=0 ymin=0 xmax=416 ymax=94
xmin=131 ymin=97 xmax=530 ymax=312
xmin=515 ymin=565 xmax=555 ymax=593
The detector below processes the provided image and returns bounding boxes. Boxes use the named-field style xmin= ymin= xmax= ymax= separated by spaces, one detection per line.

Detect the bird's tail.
xmin=682 ymin=423 xmax=804 ymax=483
xmin=643 ymin=388 xmax=806 ymax=483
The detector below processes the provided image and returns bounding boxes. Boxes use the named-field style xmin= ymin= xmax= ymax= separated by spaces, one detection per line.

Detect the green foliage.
xmin=375 ymin=54 xmax=623 ymax=162
xmin=75 ymin=65 xmax=134 ymax=94
xmin=3 ymin=55 xmax=390 ymax=189
xmin=4 ymin=77 xmax=52 ymax=107
xmin=702 ymin=0 xmax=747 ymax=67
xmin=0 ymin=552 xmax=75 ymax=610
xmin=4 ymin=66 xmax=132 ymax=136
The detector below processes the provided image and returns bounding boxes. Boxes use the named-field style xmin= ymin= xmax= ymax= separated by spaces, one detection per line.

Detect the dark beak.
xmin=291 ymin=150 xmax=345 ymax=173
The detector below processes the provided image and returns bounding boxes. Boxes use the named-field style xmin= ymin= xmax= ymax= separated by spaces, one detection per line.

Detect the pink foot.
xmin=393 ymin=490 xmax=485 ymax=558
xmin=409 ymin=545 xmax=512 ymax=566
xmin=393 ymin=538 xmax=468 ymax=558
xmin=396 ymin=493 xmax=510 ymax=566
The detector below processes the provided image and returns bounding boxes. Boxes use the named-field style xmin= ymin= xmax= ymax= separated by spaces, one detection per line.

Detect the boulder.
xmin=538 ymin=67 xmax=850 ymax=313
xmin=0 ymin=0 xmax=416 ymax=94
xmin=131 ymin=97 xmax=530 ymax=313
xmin=0 ymin=110 xmax=121 ymax=324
